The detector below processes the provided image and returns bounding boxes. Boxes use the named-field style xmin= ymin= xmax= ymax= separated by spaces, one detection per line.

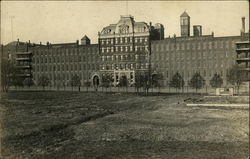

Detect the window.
xmin=135 ymin=46 xmax=138 ymax=51
xmin=214 ymin=41 xmax=217 ymax=48
xmin=203 ymin=42 xmax=207 ymax=49
xmin=166 ymin=44 xmax=169 ymax=51
xmin=226 ymin=41 xmax=229 ymax=49
xmin=140 ymin=37 xmax=143 ymax=43
xmin=187 ymin=43 xmax=190 ymax=50
xmin=209 ymin=42 xmax=212 ymax=49
xmin=220 ymin=41 xmax=224 ymax=48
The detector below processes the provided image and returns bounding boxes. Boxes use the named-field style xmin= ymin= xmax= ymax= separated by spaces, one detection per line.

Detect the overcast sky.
xmin=1 ymin=1 xmax=249 ymax=45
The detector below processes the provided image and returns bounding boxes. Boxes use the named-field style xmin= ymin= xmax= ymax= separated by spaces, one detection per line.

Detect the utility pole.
xmin=126 ymin=0 xmax=128 ymax=15
xmin=10 ymin=16 xmax=15 ymax=42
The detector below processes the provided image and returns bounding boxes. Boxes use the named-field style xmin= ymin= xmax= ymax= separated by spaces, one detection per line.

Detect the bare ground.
xmin=0 ymin=91 xmax=249 ymax=159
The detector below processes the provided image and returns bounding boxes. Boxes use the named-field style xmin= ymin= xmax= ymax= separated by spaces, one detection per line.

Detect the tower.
xmin=180 ymin=11 xmax=190 ymax=37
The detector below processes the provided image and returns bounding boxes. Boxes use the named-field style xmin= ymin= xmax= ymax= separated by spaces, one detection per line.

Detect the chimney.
xmin=76 ymin=40 xmax=79 ymax=45
xmin=47 ymin=41 xmax=49 ymax=46
xmin=193 ymin=25 xmax=202 ymax=37
xmin=40 ymin=42 xmax=42 ymax=45
xmin=28 ymin=40 xmax=30 ymax=44
xmin=241 ymin=16 xmax=245 ymax=34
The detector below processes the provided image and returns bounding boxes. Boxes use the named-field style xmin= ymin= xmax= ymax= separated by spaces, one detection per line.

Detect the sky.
xmin=1 ymin=1 xmax=249 ymax=45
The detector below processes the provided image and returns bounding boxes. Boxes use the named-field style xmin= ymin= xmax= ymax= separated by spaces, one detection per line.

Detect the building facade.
xmin=1 ymin=12 xmax=249 ymax=88
xmin=30 ymin=40 xmax=99 ymax=87
xmin=98 ymin=15 xmax=163 ymax=86
xmin=235 ymin=33 xmax=250 ymax=81
xmin=151 ymin=35 xmax=242 ymax=87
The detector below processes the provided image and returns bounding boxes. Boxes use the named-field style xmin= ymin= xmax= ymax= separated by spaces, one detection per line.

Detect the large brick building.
xmin=150 ymin=12 xmax=249 ymax=87
xmin=151 ymin=35 xmax=242 ymax=87
xmin=1 ymin=12 xmax=249 ymax=88
xmin=31 ymin=39 xmax=99 ymax=87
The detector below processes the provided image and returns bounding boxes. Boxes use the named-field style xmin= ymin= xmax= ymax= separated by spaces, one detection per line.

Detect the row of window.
xmin=152 ymin=50 xmax=234 ymax=60
xmin=101 ymin=45 xmax=148 ymax=53
xmin=32 ymin=48 xmax=98 ymax=56
xmin=152 ymin=40 xmax=236 ymax=52
xmin=100 ymin=63 xmax=148 ymax=70
xmin=33 ymin=64 xmax=98 ymax=72
xmin=33 ymin=55 xmax=97 ymax=64
xmin=101 ymin=54 xmax=146 ymax=62
xmin=154 ymin=60 xmax=230 ymax=69
xmin=100 ymin=37 xmax=148 ymax=45
xmin=33 ymin=62 xmax=150 ymax=72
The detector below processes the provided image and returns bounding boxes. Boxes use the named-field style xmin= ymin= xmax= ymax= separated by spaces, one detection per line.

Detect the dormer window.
xmin=119 ymin=25 xmax=129 ymax=34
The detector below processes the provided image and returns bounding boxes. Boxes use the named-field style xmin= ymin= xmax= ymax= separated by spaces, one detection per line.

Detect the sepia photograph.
xmin=0 ymin=1 xmax=249 ymax=159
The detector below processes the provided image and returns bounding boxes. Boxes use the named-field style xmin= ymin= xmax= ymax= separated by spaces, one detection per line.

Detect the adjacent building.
xmin=31 ymin=39 xmax=99 ymax=87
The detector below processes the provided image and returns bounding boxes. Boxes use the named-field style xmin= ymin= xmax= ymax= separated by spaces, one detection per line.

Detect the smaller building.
xmin=1 ymin=40 xmax=34 ymax=86
xmin=235 ymin=39 xmax=250 ymax=81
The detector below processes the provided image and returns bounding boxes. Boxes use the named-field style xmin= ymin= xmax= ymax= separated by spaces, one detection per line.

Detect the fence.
xmin=8 ymin=84 xmax=249 ymax=95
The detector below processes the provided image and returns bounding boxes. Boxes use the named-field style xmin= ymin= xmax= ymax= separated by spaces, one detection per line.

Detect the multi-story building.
xmin=1 ymin=12 xmax=249 ymax=88
xmin=151 ymin=12 xmax=246 ymax=87
xmin=235 ymin=35 xmax=250 ymax=81
xmin=31 ymin=38 xmax=99 ymax=87
xmin=98 ymin=15 xmax=163 ymax=86
xmin=1 ymin=40 xmax=33 ymax=84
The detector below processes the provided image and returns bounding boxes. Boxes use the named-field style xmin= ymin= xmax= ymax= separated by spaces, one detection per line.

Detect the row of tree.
xmin=169 ymin=65 xmax=245 ymax=92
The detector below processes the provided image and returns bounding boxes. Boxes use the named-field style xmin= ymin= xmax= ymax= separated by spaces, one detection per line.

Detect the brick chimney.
xmin=241 ymin=16 xmax=245 ymax=34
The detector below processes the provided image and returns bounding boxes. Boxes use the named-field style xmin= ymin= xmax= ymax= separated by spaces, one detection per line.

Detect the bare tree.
xmin=70 ymin=74 xmax=81 ymax=91
xmin=1 ymin=59 xmax=15 ymax=92
xmin=38 ymin=75 xmax=51 ymax=90
xmin=227 ymin=65 xmax=245 ymax=93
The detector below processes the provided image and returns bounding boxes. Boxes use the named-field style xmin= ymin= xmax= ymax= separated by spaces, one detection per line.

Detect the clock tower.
xmin=180 ymin=11 xmax=190 ymax=37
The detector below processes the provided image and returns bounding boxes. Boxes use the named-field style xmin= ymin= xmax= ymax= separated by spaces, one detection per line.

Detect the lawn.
xmin=0 ymin=91 xmax=248 ymax=159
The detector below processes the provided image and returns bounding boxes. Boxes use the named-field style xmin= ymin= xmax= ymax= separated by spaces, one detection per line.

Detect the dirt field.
xmin=0 ymin=91 xmax=249 ymax=159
